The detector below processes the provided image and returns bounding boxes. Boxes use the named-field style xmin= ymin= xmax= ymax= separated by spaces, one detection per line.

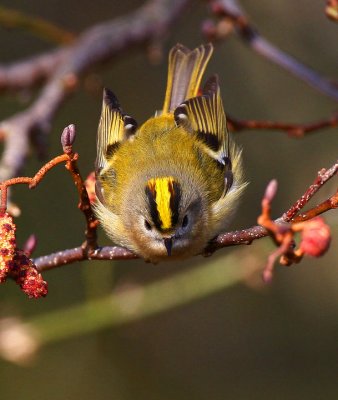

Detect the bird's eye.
xmin=144 ymin=219 xmax=152 ymax=231
xmin=182 ymin=215 xmax=189 ymax=228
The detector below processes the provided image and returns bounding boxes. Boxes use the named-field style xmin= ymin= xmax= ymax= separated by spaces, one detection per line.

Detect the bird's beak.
xmin=163 ymin=237 xmax=173 ymax=256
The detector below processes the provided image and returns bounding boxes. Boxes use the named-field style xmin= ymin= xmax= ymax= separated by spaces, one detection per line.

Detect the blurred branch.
xmin=206 ymin=0 xmax=338 ymax=101
xmin=0 ymin=0 xmax=337 ymax=184
xmin=0 ymin=0 xmax=190 ymax=181
xmin=227 ymin=113 xmax=338 ymax=137
xmin=2 ymin=247 xmax=261 ymax=361
xmin=0 ymin=49 xmax=67 ymax=91
xmin=0 ymin=6 xmax=75 ymax=44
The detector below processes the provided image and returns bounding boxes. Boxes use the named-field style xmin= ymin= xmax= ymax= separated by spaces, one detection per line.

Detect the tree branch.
xmin=29 ymin=151 xmax=336 ymax=272
xmin=0 ymin=49 xmax=67 ymax=91
xmin=207 ymin=0 xmax=338 ymax=101
xmin=227 ymin=113 xmax=338 ymax=137
xmin=1 ymin=0 xmax=337 ymax=185
xmin=0 ymin=247 xmax=262 ymax=363
xmin=257 ymin=180 xmax=332 ymax=282
xmin=0 ymin=0 xmax=191 ymax=181
xmin=283 ymin=161 xmax=338 ymax=221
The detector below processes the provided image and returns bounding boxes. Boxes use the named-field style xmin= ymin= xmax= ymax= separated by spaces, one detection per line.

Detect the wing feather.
xmin=174 ymin=75 xmax=229 ymax=162
xmin=95 ymin=88 xmax=137 ymax=173
xmin=95 ymin=88 xmax=137 ymax=203
xmin=162 ymin=43 xmax=213 ymax=114
xmin=95 ymin=88 xmax=124 ymax=173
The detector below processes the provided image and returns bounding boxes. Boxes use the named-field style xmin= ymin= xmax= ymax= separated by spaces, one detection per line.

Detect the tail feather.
xmin=162 ymin=43 xmax=213 ymax=114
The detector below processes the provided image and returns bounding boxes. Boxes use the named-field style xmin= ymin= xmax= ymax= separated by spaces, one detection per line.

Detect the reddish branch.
xmin=31 ymin=149 xmax=336 ymax=271
xmin=60 ymin=125 xmax=99 ymax=252
xmin=204 ymin=160 xmax=337 ymax=255
xmin=227 ymin=114 xmax=338 ymax=137
xmin=0 ymin=123 xmax=335 ymax=277
xmin=292 ymin=191 xmax=338 ymax=223
xmin=257 ymin=180 xmax=331 ymax=282
xmin=283 ymin=162 xmax=338 ymax=221
xmin=0 ymin=125 xmax=99 ymax=252
xmin=35 ymin=246 xmax=138 ymax=272
xmin=0 ymin=153 xmax=70 ymax=213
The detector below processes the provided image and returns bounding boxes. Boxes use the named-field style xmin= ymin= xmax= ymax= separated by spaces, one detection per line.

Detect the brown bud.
xmin=264 ymin=179 xmax=278 ymax=203
xmin=61 ymin=124 xmax=76 ymax=152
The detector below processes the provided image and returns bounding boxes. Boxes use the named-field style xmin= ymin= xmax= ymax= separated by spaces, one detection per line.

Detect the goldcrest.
xmin=95 ymin=43 xmax=246 ymax=263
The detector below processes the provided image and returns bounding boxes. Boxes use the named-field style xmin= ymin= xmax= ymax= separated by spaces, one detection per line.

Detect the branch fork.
xmin=0 ymin=125 xmax=98 ymax=297
xmin=258 ymin=180 xmax=333 ymax=283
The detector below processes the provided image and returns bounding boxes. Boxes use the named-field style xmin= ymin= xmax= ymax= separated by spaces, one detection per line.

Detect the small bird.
xmin=95 ymin=43 xmax=246 ymax=263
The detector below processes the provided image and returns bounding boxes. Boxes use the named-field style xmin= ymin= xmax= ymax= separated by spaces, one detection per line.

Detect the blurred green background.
xmin=0 ymin=0 xmax=337 ymax=399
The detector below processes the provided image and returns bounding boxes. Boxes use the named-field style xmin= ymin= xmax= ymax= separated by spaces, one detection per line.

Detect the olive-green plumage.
xmin=95 ymin=43 xmax=246 ymax=263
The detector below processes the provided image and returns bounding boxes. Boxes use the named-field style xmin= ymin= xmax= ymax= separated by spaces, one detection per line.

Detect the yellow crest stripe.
xmin=148 ymin=177 xmax=174 ymax=230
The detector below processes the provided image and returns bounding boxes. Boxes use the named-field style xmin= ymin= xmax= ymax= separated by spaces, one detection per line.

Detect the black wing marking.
xmin=174 ymin=75 xmax=229 ymax=163
xmin=95 ymin=88 xmax=137 ymax=174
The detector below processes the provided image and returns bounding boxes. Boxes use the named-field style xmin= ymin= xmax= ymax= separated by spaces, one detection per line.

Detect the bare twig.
xmin=0 ymin=124 xmax=99 ymax=255
xmin=292 ymin=190 xmax=338 ymax=223
xmin=257 ymin=180 xmax=332 ymax=282
xmin=61 ymin=125 xmax=99 ymax=252
xmin=0 ymin=49 xmax=67 ymax=92
xmin=283 ymin=161 xmax=338 ymax=222
xmin=207 ymin=0 xmax=338 ymax=101
xmin=257 ymin=181 xmax=301 ymax=282
xmin=0 ymin=152 xmax=71 ymax=213
xmin=30 ymin=155 xmax=336 ymax=271
xmin=1 ymin=0 xmax=337 ymax=185
xmin=227 ymin=114 xmax=338 ymax=137
xmin=34 ymin=246 xmax=138 ymax=272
